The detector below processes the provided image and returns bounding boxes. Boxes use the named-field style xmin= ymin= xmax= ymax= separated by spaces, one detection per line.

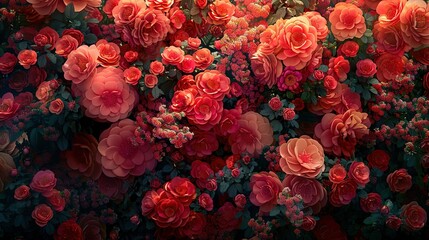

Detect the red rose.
xmin=329 ymin=164 xmax=347 ymax=184
xmin=249 ymin=171 xmax=282 ymax=213
xmin=234 ymin=194 xmax=246 ymax=209
xmin=178 ymin=55 xmax=196 ymax=73
xmin=386 ymin=215 xmax=402 ymax=230
xmin=0 ymin=52 xmax=18 ymax=74
xmin=54 ymin=220 xmax=83 ymax=240
xmin=387 ymin=169 xmax=412 ymax=193
xmin=375 ymin=53 xmax=404 ymax=82
xmin=28 ymin=66 xmax=47 ymax=87
xmin=149 ymin=61 xmax=165 ymax=75
xmin=47 ymin=189 xmax=66 ymax=212
xmin=9 ymin=71 xmax=28 ymax=92
xmin=195 ymin=70 xmax=230 ymax=101
xmin=190 ymin=160 xmax=214 ymax=189
xmin=198 ymin=193 xmax=213 ymax=211
xmin=268 ymin=96 xmax=282 ymax=111
xmin=314 ymin=215 xmax=347 ymax=240
xmin=323 ymin=75 xmax=338 ymax=90
xmin=291 ymin=98 xmax=305 ymax=111
xmin=32 ymin=204 xmax=53 ymax=227
xmin=194 ymin=0 xmax=207 ymax=8
xmin=337 ymin=41 xmax=359 ymax=57
xmin=124 ymin=67 xmax=142 ymax=85
xmin=360 ymin=192 xmax=382 ymax=213
xmin=367 ymin=149 xmax=390 ymax=171
xmin=144 ymin=74 xmax=158 ymax=89
xmin=14 ymin=185 xmax=30 ymax=200
xmin=214 ymin=108 xmax=241 ymax=136
xmin=193 ymin=48 xmax=214 ymax=70
xmin=187 ymin=37 xmax=201 ymax=50
xmin=124 ymin=51 xmax=139 ymax=63
xmin=35 ymin=27 xmax=59 ymax=50
xmin=400 ymin=201 xmax=427 ymax=231
xmin=329 ymin=178 xmax=358 ymax=207
xmin=179 ymin=212 xmax=207 ymax=239
xmin=356 ymin=59 xmax=377 ymax=78
xmin=328 ymin=56 xmax=350 ymax=82
xmin=214 ymin=202 xmax=241 ymax=232
xmin=174 ymin=75 xmax=195 ymax=91
xmin=0 ymin=93 xmax=20 ymax=121
xmin=164 ymin=177 xmax=196 ymax=206
xmin=62 ymin=29 xmax=84 ymax=45
xmin=348 ymin=161 xmax=370 ymax=187
xmin=301 ymin=216 xmax=317 ymax=231
xmin=187 ymin=96 xmax=223 ymax=130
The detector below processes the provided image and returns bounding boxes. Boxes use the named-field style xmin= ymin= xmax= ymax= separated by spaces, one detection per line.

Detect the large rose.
xmin=179 ymin=212 xmax=207 ymax=239
xmin=95 ymin=40 xmax=120 ymax=67
xmin=195 ymin=70 xmax=230 ymax=101
xmin=98 ymin=119 xmax=156 ymax=178
xmin=26 ymin=0 xmax=65 ymax=15
xmin=375 ymin=53 xmax=405 ymax=82
xmin=329 ymin=2 xmax=366 ymax=41
xmin=387 ymin=168 xmax=412 ymax=193
xmin=400 ymin=201 xmax=427 ymax=230
xmin=314 ymin=109 xmax=370 ymax=158
xmin=54 ymin=220 xmax=84 ymax=240
xmin=228 ymin=111 xmax=273 ymax=156
xmin=329 ymin=178 xmax=358 ymax=207
xmin=0 ymin=153 xmax=15 ymax=192
xmin=64 ymin=132 xmax=102 ymax=180
xmin=282 ymin=175 xmax=327 ymax=213
xmin=62 ymin=45 xmax=99 ymax=85
xmin=279 ymin=136 xmax=325 ymax=178
xmin=112 ymin=0 xmax=146 ymax=27
xmin=207 ymin=0 xmax=235 ymax=25
xmin=76 ymin=67 xmax=138 ymax=122
xmin=164 ymin=177 xmax=197 ymax=206
xmin=376 ymin=0 xmax=406 ymax=27
xmin=303 ymin=11 xmax=329 ymax=40
xmin=0 ymin=93 xmax=20 ymax=122
xmin=249 ymin=171 xmax=283 ymax=213
xmin=186 ymin=96 xmax=223 ymax=130
xmin=400 ymin=0 xmax=429 ymax=48
xmin=251 ymin=51 xmax=283 ymax=88
xmin=373 ymin=23 xmax=410 ymax=55
xmin=277 ymin=16 xmax=318 ymax=70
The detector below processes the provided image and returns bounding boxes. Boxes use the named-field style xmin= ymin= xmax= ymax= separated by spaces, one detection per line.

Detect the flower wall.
xmin=0 ymin=0 xmax=429 ymax=239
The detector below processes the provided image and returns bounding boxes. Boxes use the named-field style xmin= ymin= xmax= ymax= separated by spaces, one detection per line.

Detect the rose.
xmin=400 ymin=201 xmax=427 ymax=230
xmin=329 ymin=2 xmax=366 ymax=41
xmin=412 ymin=47 xmax=429 ymax=65
xmin=195 ymin=0 xmax=207 ymax=8
xmin=367 ymin=149 xmax=390 ymax=171
xmin=314 ymin=216 xmax=347 ymax=240
xmin=328 ymin=56 xmax=350 ymax=82
xmin=30 ymin=170 xmax=57 ymax=197
xmin=32 ymin=204 xmax=53 ymax=227
xmin=386 ymin=215 xmax=402 ymax=230
xmin=54 ymin=220 xmax=83 ymax=240
xmin=26 ymin=0 xmax=63 ymax=16
xmin=348 ymin=161 xmax=370 ymax=187
xmin=268 ymin=96 xmax=282 ymax=111
xmin=169 ymin=7 xmax=186 ymax=29
xmin=187 ymin=96 xmax=223 ymax=130
xmin=375 ymin=53 xmax=404 ymax=82
xmin=28 ymin=66 xmax=47 ymax=88
xmin=124 ymin=67 xmax=142 ymax=85
xmin=174 ymin=75 xmax=195 ymax=91
xmin=329 ymin=164 xmax=347 ymax=183
xmin=0 ymin=52 xmax=18 ymax=74
xmin=387 ymin=169 xmax=412 ymax=193
xmin=96 ymin=40 xmax=120 ymax=67
xmin=112 ymin=0 xmax=146 ymax=27
xmin=124 ymin=51 xmax=139 ymax=63
xmin=178 ymin=55 xmax=196 ymax=73
xmin=373 ymin=23 xmax=409 ymax=55
xmin=282 ymin=108 xmax=296 ymax=120
xmin=170 ymin=89 xmax=197 ymax=114
xmin=195 ymin=70 xmax=230 ymax=101
xmin=35 ymin=81 xmax=53 ymax=102
xmin=249 ymin=171 xmax=282 ymax=213
xmin=179 ymin=212 xmax=207 ymax=239
xmin=187 ymin=37 xmax=201 ymax=49
xmin=360 ymin=193 xmax=382 ymax=213
xmin=164 ymin=177 xmax=196 ymax=206
xmin=62 ymin=29 xmax=84 ymax=45
xmin=303 ymin=11 xmax=328 ymax=40
xmin=49 ymin=98 xmax=64 ymax=115
xmin=329 ymin=179 xmax=358 ymax=207
xmin=47 ymin=189 xmax=66 ymax=212
xmin=376 ymin=0 xmax=405 ymax=27
xmin=128 ymin=8 xmax=170 ymax=48
xmin=234 ymin=194 xmax=246 ymax=209
xmin=198 ymin=193 xmax=213 ymax=211
xmin=17 ymin=50 xmax=37 ymax=69
xmin=0 ymin=153 xmax=15 ymax=192
xmin=207 ymin=0 xmax=235 ymax=25
xmin=214 ymin=108 xmax=241 ymax=136
xmin=337 ymin=41 xmax=360 ymax=57
xmin=356 ymin=59 xmax=377 ymax=78
xmin=399 ymin=0 xmax=429 ymax=48
xmin=0 ymin=93 xmax=20 ymax=121
xmin=35 ymin=27 xmax=59 ymax=50
xmin=279 ymin=136 xmax=325 ymax=178
xmin=161 ymin=46 xmax=185 ymax=65
xmin=14 ymin=185 xmax=30 ymax=200
xmin=214 ymin=202 xmax=241 ymax=232
xmin=193 ymin=48 xmax=214 ymax=70
xmin=62 ymin=45 xmax=99 ymax=84
xmin=190 ymin=160 xmax=214 ymax=189
xmin=251 ymin=52 xmax=283 ymax=88
xmin=55 ymin=35 xmax=79 ymax=58
xmin=323 ymin=75 xmax=338 ymax=90
xmin=8 ymin=71 xmax=28 ymax=92
xmin=63 ymin=0 xmax=101 ymax=12
xmin=149 ymin=61 xmax=165 ymax=75
xmin=301 ymin=216 xmax=317 ymax=231
xmin=144 ymin=74 xmax=158 ymax=88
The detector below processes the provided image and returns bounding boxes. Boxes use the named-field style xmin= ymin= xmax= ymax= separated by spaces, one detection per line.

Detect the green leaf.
xmin=46 ymin=52 xmax=57 ymax=64
xmin=64 ymin=4 xmax=77 ymax=19
xmin=84 ymin=34 xmax=98 ymax=44
xmin=269 ymin=207 xmax=280 ymax=217
xmin=219 ymin=182 xmax=229 ymax=193
xmin=37 ymin=55 xmax=47 ymax=68
xmin=151 ymin=86 xmax=164 ymax=99
xmin=271 ymin=120 xmax=283 ymax=133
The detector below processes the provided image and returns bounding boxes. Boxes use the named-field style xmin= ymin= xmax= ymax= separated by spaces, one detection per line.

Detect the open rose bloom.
xmin=1 ymin=0 xmax=429 ymax=238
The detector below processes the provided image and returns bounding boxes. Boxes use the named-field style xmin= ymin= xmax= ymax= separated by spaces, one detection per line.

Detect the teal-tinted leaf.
xmin=84 ymin=34 xmax=98 ymax=45
xmin=219 ymin=182 xmax=229 ymax=193
xmin=271 ymin=120 xmax=283 ymax=133
xmin=57 ymin=136 xmax=69 ymax=151
xmin=151 ymin=86 xmax=164 ymax=99
xmin=37 ymin=55 xmax=47 ymax=68
xmin=362 ymin=90 xmax=371 ymax=100
xmin=17 ymin=42 xmax=28 ymax=50
xmin=46 ymin=52 xmax=57 ymax=64
xmin=319 ymin=65 xmax=329 ymax=72
xmin=64 ymin=4 xmax=77 ymax=19
xmin=269 ymin=207 xmax=280 ymax=217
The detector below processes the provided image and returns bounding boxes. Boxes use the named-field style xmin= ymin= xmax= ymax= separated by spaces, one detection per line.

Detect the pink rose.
xmin=250 ymin=171 xmax=282 ymax=213
xmin=14 ymin=185 xmax=30 ymax=200
xmin=251 ymin=51 xmax=283 ymax=88
xmin=187 ymin=96 xmax=223 ymax=130
xmin=62 ymin=45 xmax=99 ymax=84
xmin=329 ymin=2 xmax=366 ymax=41
xmin=268 ymin=96 xmax=283 ymax=111
xmin=234 ymin=194 xmax=247 ymax=209
xmin=279 ymin=136 xmax=325 ymax=178
xmin=348 ymin=161 xmax=370 ymax=187
xmin=30 ymin=170 xmax=57 ymax=197
xmin=48 ymin=98 xmax=64 ymax=115
xmin=32 ymin=204 xmax=53 ymax=227
xmin=356 ymin=59 xmax=377 ymax=78
xmin=400 ymin=0 xmax=429 ymax=48
xmin=112 ymin=0 xmax=146 ymax=27
xmin=144 ymin=74 xmax=158 ymax=88
xmin=195 ymin=70 xmax=230 ymax=101
xmin=0 ymin=93 xmax=20 ymax=121
xmin=47 ymin=189 xmax=66 ymax=212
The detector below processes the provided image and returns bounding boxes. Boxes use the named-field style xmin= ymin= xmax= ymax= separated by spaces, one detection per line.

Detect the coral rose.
xmin=360 ymin=193 xmax=382 ymax=213
xmin=375 ymin=53 xmax=404 ymax=82
xmin=251 ymin=51 xmax=283 ymax=88
xmin=96 ymin=40 xmax=120 ymax=67
xmin=373 ymin=23 xmax=410 ymax=55
xmin=149 ymin=61 xmax=165 ymax=75
xmin=128 ymin=8 xmax=170 ymax=47
xmin=32 ymin=204 xmax=53 ymax=227
xmin=0 ymin=93 xmax=20 ymax=121
xmin=277 ymin=16 xmax=318 ymax=70
xmin=144 ymin=74 xmax=158 ymax=88
xmin=387 ymin=168 xmax=412 ymax=193
xmin=112 ymin=0 xmax=146 ymax=27
xmin=18 ymin=50 xmax=37 ymax=69
xmin=356 ymin=59 xmax=377 ymax=78
xmin=0 ymin=153 xmax=15 ymax=192
xmin=337 ymin=41 xmax=359 ymax=57
xmin=164 ymin=177 xmax=196 ymax=206
xmin=400 ymin=201 xmax=427 ymax=230
xmin=348 ymin=161 xmax=370 ymax=187
xmin=328 ymin=56 xmax=350 ymax=82
xmin=49 ymin=98 xmax=64 ymax=115
xmin=64 ymin=132 xmax=102 ymax=180
xmin=26 ymin=0 xmax=65 ymax=15
xmin=0 ymin=52 xmax=18 ymax=74
xmin=377 ymin=0 xmax=406 ymax=27
xmin=303 ymin=11 xmax=329 ymax=40
xmin=187 ymin=96 xmax=223 ymax=130
xmin=329 ymin=164 xmax=347 ymax=183
xmin=279 ymin=136 xmax=325 ymax=178
xmin=329 ymin=178 xmax=358 ymax=207
xmin=195 ymin=70 xmax=230 ymax=101
xmin=77 ymin=67 xmax=138 ymax=122
xmin=161 ymin=46 xmax=185 ymax=66
xmin=193 ymin=48 xmax=214 ymax=70
xmin=249 ymin=171 xmax=283 ymax=213
xmin=329 ymin=2 xmax=366 ymax=41
xmin=178 ymin=55 xmax=196 ymax=73
xmin=400 ymin=0 xmax=429 ymax=48
xmin=35 ymin=27 xmax=59 ymax=50
xmin=124 ymin=66 xmax=142 ymax=85
xmin=208 ymin=0 xmax=235 ymax=25
xmin=282 ymin=175 xmax=327 ymax=213
xmin=55 ymin=35 xmax=79 ymax=58
xmin=98 ymin=119 xmax=156 ymax=177
xmin=228 ymin=111 xmax=273 ymax=156
xmin=146 ymin=0 xmax=174 ymax=12
xmin=63 ymin=0 xmax=101 ymax=12
xmin=62 ymin=45 xmax=99 ymax=84
xmin=314 ymin=109 xmax=370 ymax=158
xmin=30 ymin=170 xmax=57 ymax=197
xmin=14 ymin=185 xmax=30 ymax=200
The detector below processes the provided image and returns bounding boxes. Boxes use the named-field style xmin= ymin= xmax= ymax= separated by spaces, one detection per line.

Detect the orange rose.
xmin=399 ymin=0 xmax=429 ymax=48
xmin=208 ymin=0 xmax=235 ymax=25
xmin=329 ymin=2 xmax=366 ymax=41
xmin=96 ymin=39 xmax=120 ymax=67
xmin=193 ymin=48 xmax=214 ymax=70
xmin=17 ymin=50 xmax=37 ymax=69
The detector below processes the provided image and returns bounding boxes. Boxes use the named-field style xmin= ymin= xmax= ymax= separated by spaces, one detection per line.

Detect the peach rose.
xmin=161 ymin=46 xmax=185 ymax=65
xmin=64 ymin=132 xmax=102 ymax=180
xmin=26 ymin=0 xmax=65 ymax=15
xmin=149 ymin=61 xmax=165 ymax=75
xmin=195 ymin=70 xmax=230 ymax=101
xmin=48 ymin=98 xmax=64 ymax=115
xmin=0 ymin=52 xmax=18 ymax=74
xmin=249 ymin=171 xmax=283 ymax=213
xmin=63 ymin=0 xmax=101 ymax=12
xmin=32 ymin=204 xmax=53 ymax=227
xmin=277 ymin=16 xmax=318 ymax=70
xmin=282 ymin=175 xmax=327 ymax=213
xmin=0 ymin=153 xmax=15 ymax=192
xmin=251 ymin=51 xmax=283 ymax=89
xmin=124 ymin=66 xmax=142 ymax=85
xmin=96 ymin=40 xmax=120 ymax=67
xmin=377 ymin=0 xmax=406 ymax=27
xmin=77 ymin=67 xmax=138 ymax=122
xmin=98 ymin=119 xmax=156 ymax=177
xmin=279 ymin=136 xmax=325 ymax=178
xmin=208 ymin=0 xmax=235 ymax=25
xmin=400 ymin=0 xmax=429 ymax=48
xmin=303 ymin=11 xmax=329 ymax=40
xmin=0 ymin=93 xmax=20 ymax=121
xmin=228 ymin=111 xmax=273 ymax=156
xmin=314 ymin=109 xmax=370 ymax=158
xmin=144 ymin=74 xmax=158 ymax=88
xmin=62 ymin=45 xmax=99 ymax=84
xmin=146 ymin=0 xmax=175 ymax=12
xmin=18 ymin=50 xmax=37 ymax=69
xmin=55 ymin=35 xmax=79 ymax=58
xmin=329 ymin=2 xmax=366 ymax=41
xmin=193 ymin=48 xmax=214 ymax=70
xmin=170 ymin=88 xmax=198 ymax=114
xmin=112 ymin=0 xmax=146 ymax=27
xmin=30 ymin=170 xmax=57 ymax=197
xmin=128 ymin=8 xmax=170 ymax=48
